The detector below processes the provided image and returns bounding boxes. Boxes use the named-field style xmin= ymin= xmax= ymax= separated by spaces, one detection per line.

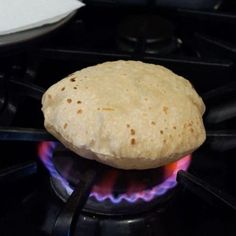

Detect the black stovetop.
xmin=1 ymin=145 xmax=236 ymax=236
xmin=1 ymin=3 xmax=236 ymax=236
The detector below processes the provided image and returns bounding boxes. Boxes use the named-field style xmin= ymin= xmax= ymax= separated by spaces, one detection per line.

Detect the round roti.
xmin=42 ymin=60 xmax=206 ymax=170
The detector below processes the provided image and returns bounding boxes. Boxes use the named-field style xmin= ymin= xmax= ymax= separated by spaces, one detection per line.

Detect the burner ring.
xmin=38 ymin=142 xmax=191 ymax=215
xmin=116 ymin=14 xmax=179 ymax=55
xmin=50 ymin=175 xmax=176 ymax=216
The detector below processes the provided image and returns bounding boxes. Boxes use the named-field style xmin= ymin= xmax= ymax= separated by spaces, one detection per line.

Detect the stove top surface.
xmin=1 ymin=145 xmax=236 ymax=236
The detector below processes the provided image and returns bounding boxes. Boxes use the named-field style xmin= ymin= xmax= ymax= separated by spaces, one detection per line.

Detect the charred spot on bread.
xmin=130 ymin=129 xmax=135 ymax=135
xmin=130 ymin=138 xmax=136 ymax=145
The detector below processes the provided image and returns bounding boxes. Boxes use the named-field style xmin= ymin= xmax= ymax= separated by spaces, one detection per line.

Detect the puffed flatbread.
xmin=42 ymin=60 xmax=206 ymax=170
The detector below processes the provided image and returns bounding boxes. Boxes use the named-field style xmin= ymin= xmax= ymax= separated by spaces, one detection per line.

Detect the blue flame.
xmin=38 ymin=142 xmax=191 ymax=204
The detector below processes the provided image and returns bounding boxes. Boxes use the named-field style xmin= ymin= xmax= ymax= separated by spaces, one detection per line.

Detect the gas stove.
xmin=1 ymin=2 xmax=236 ymax=236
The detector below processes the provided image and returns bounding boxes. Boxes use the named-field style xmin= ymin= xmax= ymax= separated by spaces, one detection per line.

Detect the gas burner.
xmin=38 ymin=142 xmax=191 ymax=215
xmin=116 ymin=14 xmax=180 ymax=55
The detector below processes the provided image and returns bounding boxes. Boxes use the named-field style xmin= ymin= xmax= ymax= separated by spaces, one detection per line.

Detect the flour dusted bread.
xmin=42 ymin=60 xmax=206 ymax=170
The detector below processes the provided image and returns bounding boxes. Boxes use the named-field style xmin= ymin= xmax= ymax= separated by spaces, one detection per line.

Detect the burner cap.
xmin=117 ymin=14 xmax=178 ymax=55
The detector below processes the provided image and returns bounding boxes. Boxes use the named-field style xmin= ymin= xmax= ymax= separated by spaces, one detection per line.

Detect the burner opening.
xmin=38 ymin=142 xmax=191 ymax=215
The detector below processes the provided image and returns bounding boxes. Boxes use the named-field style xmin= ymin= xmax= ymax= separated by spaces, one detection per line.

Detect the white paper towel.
xmin=0 ymin=0 xmax=85 ymax=35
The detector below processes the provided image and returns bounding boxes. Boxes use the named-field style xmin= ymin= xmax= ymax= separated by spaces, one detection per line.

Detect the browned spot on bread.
xmin=160 ymin=130 xmax=164 ymax=134
xmin=77 ymin=109 xmax=83 ymax=114
xmin=77 ymin=101 xmax=82 ymax=104
xmin=70 ymin=78 xmax=76 ymax=82
xmin=144 ymin=98 xmax=148 ymax=101
xmin=61 ymin=87 xmax=65 ymax=91
xmin=73 ymin=87 xmax=77 ymax=90
xmin=102 ymin=108 xmax=114 ymax=111
xmin=130 ymin=129 xmax=135 ymax=135
xmin=127 ymin=124 xmax=130 ymax=128
xmin=163 ymin=106 xmax=168 ymax=114
xmin=190 ymin=128 xmax=194 ymax=133
xmin=173 ymin=126 xmax=176 ymax=129
xmin=151 ymin=121 xmax=156 ymax=125
xmin=131 ymin=138 xmax=136 ymax=145
xmin=163 ymin=139 xmax=166 ymax=143
xmin=64 ymin=123 xmax=68 ymax=129
xmin=67 ymin=98 xmax=72 ymax=103
xmin=48 ymin=94 xmax=52 ymax=99
xmin=97 ymin=108 xmax=100 ymax=110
